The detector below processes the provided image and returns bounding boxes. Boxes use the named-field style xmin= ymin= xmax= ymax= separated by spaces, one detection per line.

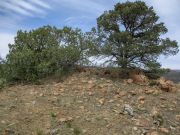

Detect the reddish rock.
xmin=129 ymin=71 xmax=149 ymax=84
xmin=175 ymin=115 xmax=180 ymax=121
xmin=127 ymin=79 xmax=133 ymax=84
xmin=148 ymin=131 xmax=159 ymax=135
xmin=158 ymin=77 xmax=176 ymax=92
xmin=159 ymin=127 xmax=169 ymax=133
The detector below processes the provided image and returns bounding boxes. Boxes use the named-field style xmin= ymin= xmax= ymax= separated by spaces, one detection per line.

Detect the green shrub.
xmin=0 ymin=78 xmax=6 ymax=90
xmin=5 ymin=26 xmax=90 ymax=82
xmin=149 ymin=80 xmax=158 ymax=86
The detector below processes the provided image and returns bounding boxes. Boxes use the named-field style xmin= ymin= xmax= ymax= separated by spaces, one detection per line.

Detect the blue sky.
xmin=0 ymin=0 xmax=179 ymax=69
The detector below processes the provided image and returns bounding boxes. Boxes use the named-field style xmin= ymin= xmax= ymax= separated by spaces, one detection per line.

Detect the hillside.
xmin=163 ymin=70 xmax=180 ymax=83
xmin=0 ymin=71 xmax=180 ymax=135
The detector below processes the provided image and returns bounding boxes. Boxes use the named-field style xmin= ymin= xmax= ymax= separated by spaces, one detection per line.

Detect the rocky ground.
xmin=0 ymin=71 xmax=180 ymax=135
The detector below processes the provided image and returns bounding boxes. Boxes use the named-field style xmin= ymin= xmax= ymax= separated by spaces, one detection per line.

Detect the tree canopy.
xmin=96 ymin=1 xmax=179 ymax=69
xmin=5 ymin=26 xmax=90 ymax=81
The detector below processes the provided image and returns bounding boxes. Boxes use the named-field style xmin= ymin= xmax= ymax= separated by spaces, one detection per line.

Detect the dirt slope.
xmin=0 ymin=72 xmax=180 ymax=135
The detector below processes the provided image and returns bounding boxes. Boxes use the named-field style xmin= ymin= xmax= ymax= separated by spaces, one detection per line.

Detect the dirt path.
xmin=0 ymin=72 xmax=180 ymax=135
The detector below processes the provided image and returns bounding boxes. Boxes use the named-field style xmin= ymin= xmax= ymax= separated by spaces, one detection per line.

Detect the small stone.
xmin=1 ymin=120 xmax=6 ymax=124
xmin=39 ymin=93 xmax=43 ymax=97
xmin=159 ymin=127 xmax=169 ymax=133
xmin=150 ymin=131 xmax=159 ymax=135
xmin=129 ymin=91 xmax=137 ymax=96
xmin=79 ymin=106 xmax=85 ymax=110
xmin=54 ymin=92 xmax=60 ymax=96
xmin=98 ymin=98 xmax=105 ymax=105
xmin=117 ymin=91 xmax=127 ymax=97
xmin=82 ymin=129 xmax=87 ymax=133
xmin=127 ymin=79 xmax=133 ymax=84
xmin=106 ymin=80 xmax=111 ymax=83
xmin=138 ymin=96 xmax=145 ymax=101
xmin=108 ymin=99 xmax=114 ymax=103
xmin=88 ymin=92 xmax=93 ymax=96
xmin=160 ymin=97 xmax=166 ymax=100
xmin=138 ymin=96 xmax=145 ymax=104
xmin=32 ymin=101 xmax=36 ymax=105
xmin=175 ymin=115 xmax=180 ymax=121
xmin=113 ymin=109 xmax=119 ymax=113
xmin=133 ymin=127 xmax=138 ymax=131
xmin=88 ymin=80 xmax=93 ymax=84
xmin=98 ymin=84 xmax=104 ymax=89
xmin=145 ymin=89 xmax=155 ymax=94
xmin=59 ymin=117 xmax=73 ymax=123
xmin=123 ymin=104 xmax=134 ymax=116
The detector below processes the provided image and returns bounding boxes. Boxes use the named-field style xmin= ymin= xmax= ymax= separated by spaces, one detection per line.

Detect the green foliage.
xmin=149 ymin=80 xmax=158 ymax=86
xmin=0 ymin=78 xmax=6 ymax=90
xmin=5 ymin=26 xmax=90 ymax=82
xmin=95 ymin=1 xmax=179 ymax=69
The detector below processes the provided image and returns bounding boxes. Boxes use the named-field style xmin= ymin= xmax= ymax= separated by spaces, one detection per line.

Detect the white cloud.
xmin=0 ymin=33 xmax=15 ymax=58
xmin=12 ymin=0 xmax=47 ymax=15
xmin=0 ymin=0 xmax=51 ymax=17
xmin=0 ymin=1 xmax=33 ymax=16
xmin=0 ymin=0 xmax=52 ymax=31
xmin=30 ymin=0 xmax=51 ymax=9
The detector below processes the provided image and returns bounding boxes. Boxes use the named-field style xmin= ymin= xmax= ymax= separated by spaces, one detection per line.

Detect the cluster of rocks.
xmin=124 ymin=71 xmax=176 ymax=92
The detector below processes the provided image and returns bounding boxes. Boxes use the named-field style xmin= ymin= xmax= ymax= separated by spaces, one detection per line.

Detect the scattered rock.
xmin=145 ymin=89 xmax=155 ymax=94
xmin=108 ymin=99 xmax=114 ymax=103
xmin=175 ymin=115 xmax=180 ymax=121
xmin=32 ymin=101 xmax=36 ymax=105
xmin=1 ymin=120 xmax=6 ymax=124
xmin=88 ymin=80 xmax=93 ymax=84
xmin=122 ymin=104 xmax=134 ymax=117
xmin=82 ymin=129 xmax=87 ymax=133
xmin=88 ymin=92 xmax=94 ymax=96
xmin=39 ymin=93 xmax=44 ymax=97
xmin=138 ymin=96 xmax=145 ymax=104
xmin=138 ymin=96 xmax=145 ymax=101
xmin=124 ymin=79 xmax=133 ymax=84
xmin=58 ymin=117 xmax=73 ymax=123
xmin=148 ymin=131 xmax=159 ymax=135
xmin=159 ymin=127 xmax=169 ymax=133
xmin=133 ymin=127 xmax=138 ymax=131
xmin=158 ymin=77 xmax=175 ymax=92
xmin=53 ymin=92 xmax=60 ymax=96
xmin=98 ymin=84 xmax=104 ymax=89
xmin=79 ymin=106 xmax=85 ymax=110
xmin=116 ymin=91 xmax=127 ymax=97
xmin=98 ymin=98 xmax=105 ymax=105
xmin=129 ymin=90 xmax=137 ymax=96
xmin=129 ymin=71 xmax=149 ymax=84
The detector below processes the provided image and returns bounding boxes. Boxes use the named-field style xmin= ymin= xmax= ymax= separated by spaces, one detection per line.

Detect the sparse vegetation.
xmin=0 ymin=1 xmax=179 ymax=135
xmin=0 ymin=78 xmax=6 ymax=90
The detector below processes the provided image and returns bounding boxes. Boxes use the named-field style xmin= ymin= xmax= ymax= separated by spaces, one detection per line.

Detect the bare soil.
xmin=0 ymin=72 xmax=180 ymax=135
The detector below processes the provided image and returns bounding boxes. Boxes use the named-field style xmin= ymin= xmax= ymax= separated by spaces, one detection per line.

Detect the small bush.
xmin=149 ymin=80 xmax=158 ymax=86
xmin=0 ymin=78 xmax=7 ymax=90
